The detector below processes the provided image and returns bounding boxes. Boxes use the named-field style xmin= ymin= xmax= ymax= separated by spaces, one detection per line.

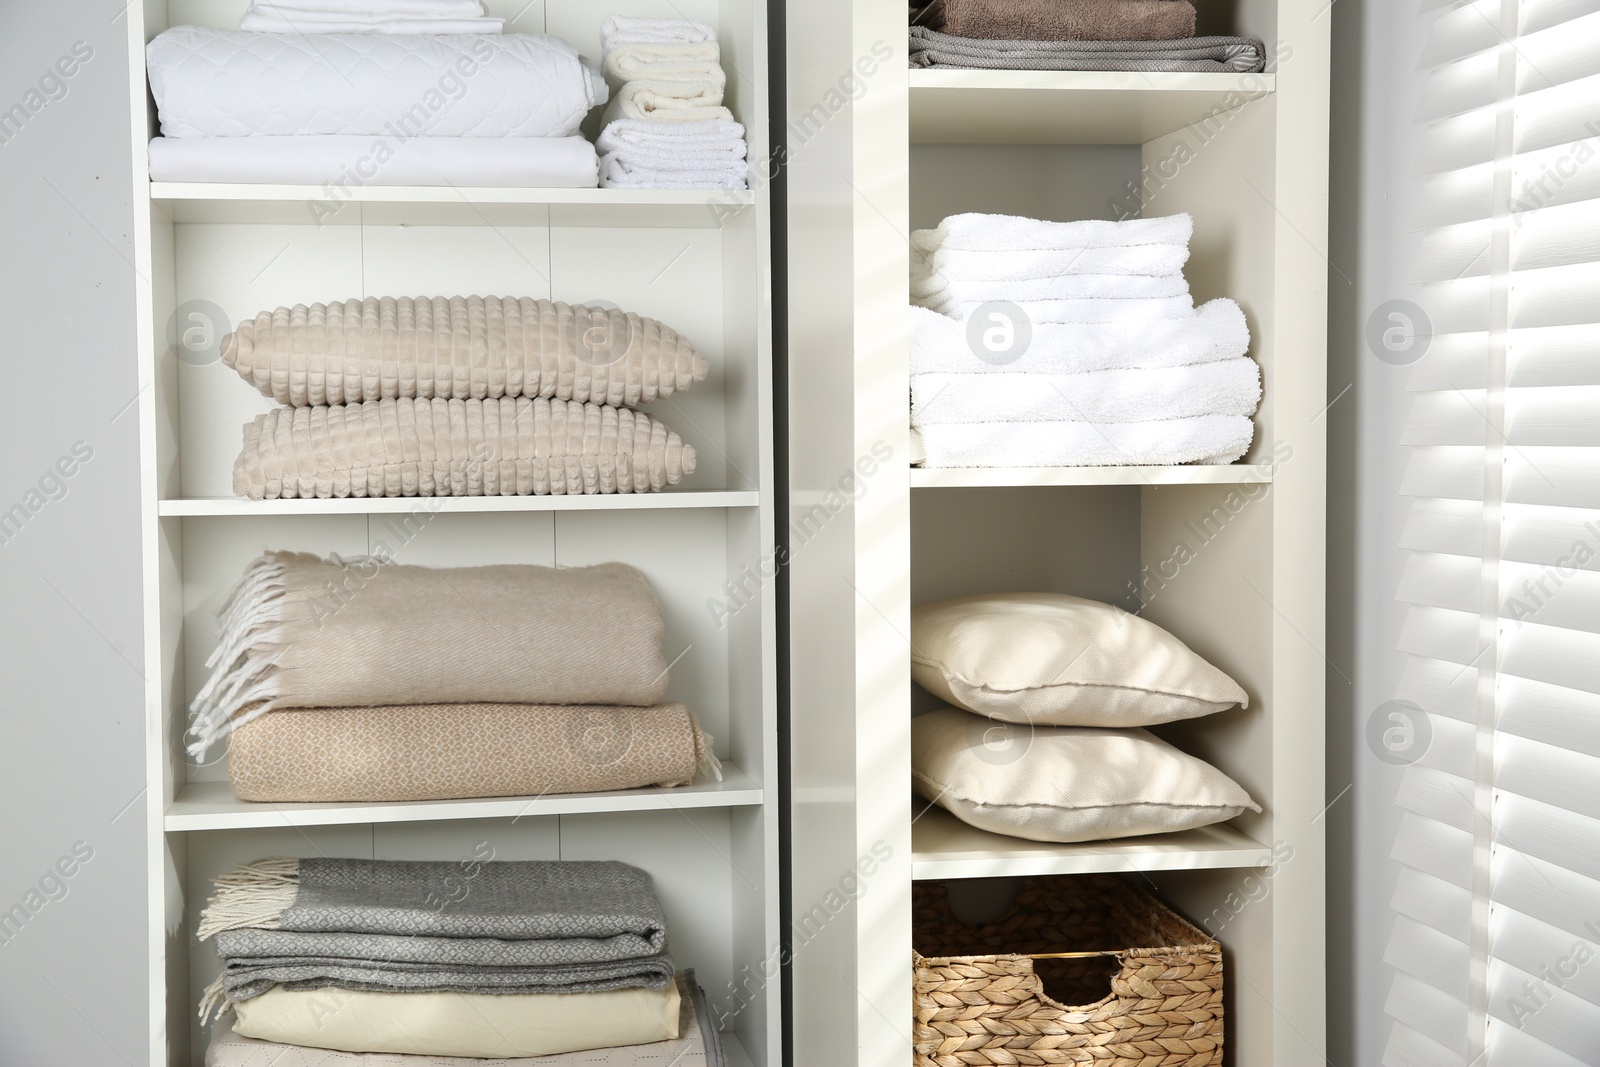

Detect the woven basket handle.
xmin=1019 ymin=950 xmax=1122 ymax=960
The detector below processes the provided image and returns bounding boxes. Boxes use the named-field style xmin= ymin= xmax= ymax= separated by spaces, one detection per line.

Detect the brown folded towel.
xmin=223 ymin=296 xmax=710 ymax=408
xmin=924 ymin=0 xmax=1197 ymax=42
xmin=226 ymin=702 xmax=718 ymax=803
xmin=232 ymin=396 xmax=696 ymax=500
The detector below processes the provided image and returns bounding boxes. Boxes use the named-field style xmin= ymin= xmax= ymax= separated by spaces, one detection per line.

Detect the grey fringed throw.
xmin=233 ymin=396 xmax=697 ymax=500
xmin=188 ymin=553 xmax=667 ymax=758
xmin=199 ymin=859 xmax=675 ymax=1018
xmin=223 ymin=296 xmax=710 ymax=408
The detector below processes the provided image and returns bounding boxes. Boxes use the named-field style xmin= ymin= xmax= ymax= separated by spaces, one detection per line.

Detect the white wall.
xmin=1327 ymin=2 xmax=1433 ymax=1064
xmin=0 ymin=3 xmax=147 ymax=1065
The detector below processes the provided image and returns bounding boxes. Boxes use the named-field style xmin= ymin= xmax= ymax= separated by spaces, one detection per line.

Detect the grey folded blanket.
xmin=189 ymin=553 xmax=667 ymax=758
xmin=223 ymin=296 xmax=710 ymax=408
xmin=233 ymin=396 xmax=696 ymax=500
xmin=909 ymin=25 xmax=1267 ymax=72
xmin=199 ymin=859 xmax=674 ymax=1015
xmin=922 ymin=0 xmax=1196 ymax=41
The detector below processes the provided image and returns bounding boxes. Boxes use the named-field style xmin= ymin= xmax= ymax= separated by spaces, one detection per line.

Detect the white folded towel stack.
xmin=910 ymin=212 xmax=1259 ymax=468
xmin=596 ymin=16 xmax=748 ymax=189
xmin=240 ymin=0 xmax=504 ymax=34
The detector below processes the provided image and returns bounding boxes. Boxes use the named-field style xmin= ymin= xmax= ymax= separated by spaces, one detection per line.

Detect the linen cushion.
xmin=911 ymin=706 xmax=1260 ymax=843
xmin=910 ymin=592 xmax=1247 ymax=726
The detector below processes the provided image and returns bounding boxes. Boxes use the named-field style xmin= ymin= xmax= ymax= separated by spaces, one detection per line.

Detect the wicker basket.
xmin=913 ymin=875 xmax=1223 ymax=1066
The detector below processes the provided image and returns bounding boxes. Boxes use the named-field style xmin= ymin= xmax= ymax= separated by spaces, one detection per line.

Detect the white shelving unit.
xmin=787 ymin=2 xmax=1329 ymax=1065
xmin=125 ymin=3 xmax=778 ymax=1066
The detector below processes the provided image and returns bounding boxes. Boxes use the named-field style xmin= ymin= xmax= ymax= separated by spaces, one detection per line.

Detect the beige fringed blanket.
xmin=233 ymin=396 xmax=696 ymax=499
xmin=189 ymin=554 xmax=667 ymax=759
xmin=227 ymin=702 xmax=720 ymax=802
xmin=223 ymin=296 xmax=710 ymax=408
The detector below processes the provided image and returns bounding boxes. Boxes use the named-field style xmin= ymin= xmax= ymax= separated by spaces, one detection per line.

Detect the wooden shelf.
xmin=150 ymin=182 xmax=752 ymax=226
xmin=911 ymin=464 xmax=1274 ymax=488
xmin=158 ymin=491 xmax=762 ymax=517
xmin=910 ymin=807 xmax=1274 ymax=880
xmin=166 ymin=763 xmax=764 ymax=832
xmin=909 ymin=70 xmax=1275 ymax=145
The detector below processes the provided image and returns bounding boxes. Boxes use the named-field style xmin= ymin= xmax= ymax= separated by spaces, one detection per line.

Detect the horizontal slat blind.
xmin=1386 ymin=2 xmax=1600 ymax=1063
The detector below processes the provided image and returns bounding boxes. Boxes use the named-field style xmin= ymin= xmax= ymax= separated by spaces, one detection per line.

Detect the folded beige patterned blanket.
xmin=227 ymin=703 xmax=719 ymax=802
xmin=190 ymin=553 xmax=667 ymax=758
xmin=232 ymin=396 xmax=696 ymax=500
xmin=223 ymin=296 xmax=709 ymax=408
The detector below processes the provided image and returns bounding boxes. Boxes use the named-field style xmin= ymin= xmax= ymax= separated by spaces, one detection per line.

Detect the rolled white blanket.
xmin=909 ymin=302 xmax=1250 ymax=375
xmin=916 ymin=212 xmax=1194 ymax=251
xmin=147 ymin=135 xmax=598 ymax=188
xmin=912 ymin=416 xmax=1255 ymax=468
xmin=924 ymin=294 xmax=1196 ymax=324
xmin=601 ymin=81 xmax=731 ymax=125
xmin=911 ymin=359 xmax=1262 ymax=426
xmin=912 ymin=242 xmax=1192 ymax=279
xmin=147 ymin=27 xmax=602 ymax=138
xmin=911 ymin=268 xmax=1190 ymax=303
xmin=603 ymin=41 xmax=724 ymax=82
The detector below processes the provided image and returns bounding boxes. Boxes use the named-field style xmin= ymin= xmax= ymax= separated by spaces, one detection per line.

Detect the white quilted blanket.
xmin=147 ymin=26 xmax=604 ymax=138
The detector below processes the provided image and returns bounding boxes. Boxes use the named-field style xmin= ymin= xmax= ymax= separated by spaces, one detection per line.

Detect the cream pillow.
xmin=911 ymin=592 xmax=1247 ymax=726
xmin=911 ymin=706 xmax=1260 ymax=843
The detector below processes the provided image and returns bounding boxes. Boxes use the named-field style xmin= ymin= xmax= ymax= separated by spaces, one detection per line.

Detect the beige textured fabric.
xmin=189 ymin=553 xmax=667 ymax=758
xmin=222 ymin=296 xmax=710 ymax=408
xmin=911 ymin=706 xmax=1260 ymax=843
xmin=227 ymin=703 xmax=714 ymax=803
xmin=926 ymin=0 xmax=1197 ymax=42
xmin=232 ymin=396 xmax=696 ymax=500
xmin=230 ymin=978 xmax=680 ymax=1058
xmin=910 ymin=592 xmax=1247 ymax=726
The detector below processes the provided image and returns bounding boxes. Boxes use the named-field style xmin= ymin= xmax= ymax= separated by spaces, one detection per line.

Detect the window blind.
xmin=1385 ymin=1 xmax=1600 ymax=1064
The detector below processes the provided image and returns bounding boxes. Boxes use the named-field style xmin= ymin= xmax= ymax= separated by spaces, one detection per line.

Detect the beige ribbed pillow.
xmin=912 ymin=706 xmax=1259 ymax=843
xmin=910 ymin=592 xmax=1247 ymax=726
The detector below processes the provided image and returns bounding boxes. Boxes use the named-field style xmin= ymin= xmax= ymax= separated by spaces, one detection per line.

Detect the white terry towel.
xmin=912 ymin=415 xmax=1255 ymax=468
xmin=240 ymin=12 xmax=504 ymax=33
xmin=919 ymin=212 xmax=1194 ymax=252
xmin=597 ymin=118 xmax=747 ymax=162
xmin=147 ymin=135 xmax=599 ymax=188
xmin=911 ymin=267 xmax=1190 ymax=303
xmin=602 ymin=15 xmax=718 ymax=54
xmin=911 ymin=359 xmax=1262 ymax=426
xmin=912 ymin=240 xmax=1191 ymax=279
xmin=600 ymin=154 xmax=749 ymax=189
xmin=909 ymin=302 xmax=1250 ymax=375
xmin=601 ymin=81 xmax=730 ymax=125
xmin=604 ymin=42 xmax=723 ymax=82
xmin=926 ymin=294 xmax=1196 ymax=324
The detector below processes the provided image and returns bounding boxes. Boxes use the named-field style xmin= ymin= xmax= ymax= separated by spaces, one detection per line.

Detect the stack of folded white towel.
xmin=910 ymin=212 xmax=1260 ymax=468
xmin=239 ymin=0 xmax=504 ymax=34
xmin=596 ymin=16 xmax=749 ymax=189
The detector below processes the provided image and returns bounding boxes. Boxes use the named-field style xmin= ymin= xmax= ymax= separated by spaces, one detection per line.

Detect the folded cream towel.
xmin=597 ymin=118 xmax=748 ymax=161
xmin=922 ymin=293 xmax=1195 ymax=323
xmin=602 ymin=82 xmax=732 ymax=125
xmin=601 ymin=15 xmax=718 ymax=53
xmin=223 ymin=296 xmax=708 ymax=407
xmin=911 ymin=359 xmax=1262 ymax=426
xmin=909 ymin=301 xmax=1250 ymax=375
xmin=926 ymin=0 xmax=1197 ymax=42
xmin=912 ymin=240 xmax=1191 ymax=279
xmin=600 ymin=155 xmax=750 ymax=189
xmin=232 ymin=396 xmax=696 ymax=502
xmin=916 ymin=212 xmax=1193 ymax=251
xmin=189 ymin=554 xmax=668 ymax=757
xmin=603 ymin=42 xmax=724 ymax=83
xmin=912 ymin=415 xmax=1255 ymax=468
xmin=911 ymin=267 xmax=1190 ymax=303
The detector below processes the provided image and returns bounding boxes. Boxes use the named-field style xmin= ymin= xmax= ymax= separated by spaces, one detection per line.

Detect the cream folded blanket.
xmin=911 ymin=240 xmax=1191 ymax=278
xmin=602 ymin=82 xmax=733 ymax=125
xmin=227 ymin=702 xmax=720 ymax=802
xmin=189 ymin=553 xmax=666 ymax=757
xmin=223 ymin=296 xmax=708 ymax=407
xmin=911 ymin=359 xmax=1261 ymax=425
xmin=912 ymin=415 xmax=1255 ymax=468
xmin=915 ymin=212 xmax=1193 ymax=251
xmin=228 ymin=978 xmax=680 ymax=1058
xmin=232 ymin=396 xmax=696 ymax=501
xmin=909 ymin=302 xmax=1249 ymax=374
xmin=604 ymin=41 xmax=724 ymax=82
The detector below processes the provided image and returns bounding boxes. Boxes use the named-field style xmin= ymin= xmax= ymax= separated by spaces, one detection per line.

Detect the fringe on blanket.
xmin=196 ymin=857 xmax=301 ymax=941
xmin=186 ymin=555 xmax=290 ymax=759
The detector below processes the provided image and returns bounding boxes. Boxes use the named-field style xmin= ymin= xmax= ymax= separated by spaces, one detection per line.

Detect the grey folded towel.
xmin=923 ymin=0 xmax=1196 ymax=42
xmin=909 ymin=26 xmax=1267 ymax=73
